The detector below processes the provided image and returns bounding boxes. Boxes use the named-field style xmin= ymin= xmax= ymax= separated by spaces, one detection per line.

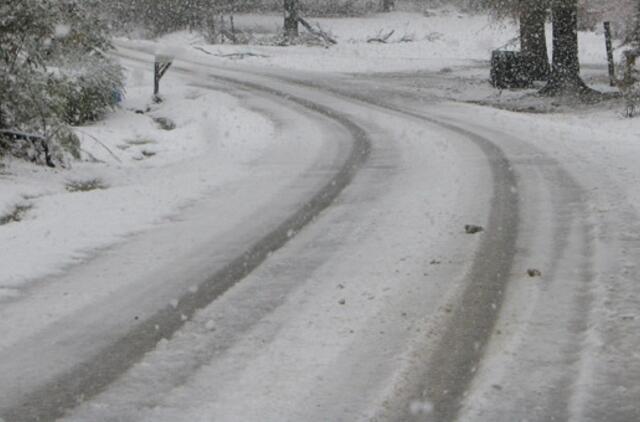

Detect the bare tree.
xmin=284 ymin=0 xmax=299 ymax=39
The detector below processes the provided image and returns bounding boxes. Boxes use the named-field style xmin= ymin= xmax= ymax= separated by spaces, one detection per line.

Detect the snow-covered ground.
xmin=117 ymin=8 xmax=625 ymax=116
xmin=2 ymin=7 xmax=627 ymax=296
xmin=0 ymin=66 xmax=274 ymax=296
xmin=442 ymin=103 xmax=640 ymax=422
xmin=107 ymin=10 xmax=639 ymax=421
xmin=120 ymin=11 xmax=512 ymax=74
xmin=54 ymin=52 xmax=495 ymax=422
xmin=120 ymin=9 xmax=617 ymax=74
xmin=2 ymin=7 xmax=640 ymax=422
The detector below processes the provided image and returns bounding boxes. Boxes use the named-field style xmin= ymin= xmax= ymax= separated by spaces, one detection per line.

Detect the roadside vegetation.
xmin=0 ymin=0 xmax=124 ymax=166
xmin=0 ymin=203 xmax=32 ymax=226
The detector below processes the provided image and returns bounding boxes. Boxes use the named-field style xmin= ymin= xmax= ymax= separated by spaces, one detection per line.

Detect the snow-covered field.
xmin=121 ymin=10 xmax=512 ymax=74
xmin=123 ymin=9 xmax=617 ymax=74
xmin=117 ymin=8 xmax=625 ymax=116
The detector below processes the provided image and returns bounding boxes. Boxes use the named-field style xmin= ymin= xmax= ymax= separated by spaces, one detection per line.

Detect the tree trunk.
xmin=540 ymin=0 xmax=589 ymax=95
xmin=382 ymin=0 xmax=395 ymax=12
xmin=520 ymin=0 xmax=550 ymax=81
xmin=629 ymin=0 xmax=640 ymax=48
xmin=284 ymin=0 xmax=299 ymax=39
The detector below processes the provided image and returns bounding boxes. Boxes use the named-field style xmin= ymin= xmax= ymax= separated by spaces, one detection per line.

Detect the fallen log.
xmin=298 ymin=17 xmax=337 ymax=45
xmin=0 ymin=129 xmax=55 ymax=167
xmin=367 ymin=29 xmax=395 ymax=43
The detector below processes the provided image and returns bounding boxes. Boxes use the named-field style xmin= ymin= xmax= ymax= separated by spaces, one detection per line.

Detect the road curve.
xmin=0 ymin=57 xmax=372 ymax=421
xmin=124 ymin=52 xmax=639 ymax=422
xmin=3 ymin=46 xmax=637 ymax=422
xmin=68 ymin=49 xmax=518 ymax=421
xmin=329 ymin=77 xmax=640 ymax=422
xmin=175 ymin=54 xmax=522 ymax=422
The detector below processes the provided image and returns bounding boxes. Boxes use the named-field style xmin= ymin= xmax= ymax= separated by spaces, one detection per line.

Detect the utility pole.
xmin=284 ymin=0 xmax=299 ymax=39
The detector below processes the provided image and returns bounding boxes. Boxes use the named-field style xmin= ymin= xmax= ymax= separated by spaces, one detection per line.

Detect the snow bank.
xmin=0 ymin=65 xmax=274 ymax=290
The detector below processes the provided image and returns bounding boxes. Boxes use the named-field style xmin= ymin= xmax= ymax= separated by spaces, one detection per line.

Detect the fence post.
xmin=154 ymin=54 xmax=174 ymax=101
xmin=604 ymin=22 xmax=616 ymax=87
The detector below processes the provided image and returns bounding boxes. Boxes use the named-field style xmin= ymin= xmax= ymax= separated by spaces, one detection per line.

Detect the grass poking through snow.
xmin=0 ymin=204 xmax=33 ymax=226
xmin=66 ymin=179 xmax=109 ymax=193
xmin=127 ymin=138 xmax=156 ymax=146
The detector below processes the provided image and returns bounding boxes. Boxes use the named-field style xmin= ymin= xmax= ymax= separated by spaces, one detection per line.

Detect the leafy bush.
xmin=51 ymin=124 xmax=82 ymax=160
xmin=52 ymin=55 xmax=124 ymax=126
xmin=0 ymin=0 xmax=123 ymax=166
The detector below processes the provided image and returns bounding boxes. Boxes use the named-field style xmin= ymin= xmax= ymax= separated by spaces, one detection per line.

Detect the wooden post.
xmin=154 ymin=62 xmax=160 ymax=97
xmin=154 ymin=55 xmax=173 ymax=101
xmin=604 ymin=22 xmax=616 ymax=87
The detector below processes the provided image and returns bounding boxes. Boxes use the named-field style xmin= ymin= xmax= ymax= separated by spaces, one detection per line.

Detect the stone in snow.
xmin=465 ymin=224 xmax=484 ymax=234
xmin=527 ymin=268 xmax=542 ymax=277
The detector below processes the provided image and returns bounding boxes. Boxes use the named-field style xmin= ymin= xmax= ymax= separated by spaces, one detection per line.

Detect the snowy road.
xmin=1 ymin=48 xmax=639 ymax=422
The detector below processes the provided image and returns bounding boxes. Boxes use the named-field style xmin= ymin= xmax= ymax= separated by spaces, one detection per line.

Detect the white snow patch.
xmin=409 ymin=400 xmax=434 ymax=416
xmin=54 ymin=24 xmax=71 ymax=38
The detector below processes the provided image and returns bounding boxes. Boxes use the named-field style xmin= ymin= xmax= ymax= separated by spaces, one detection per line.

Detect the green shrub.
xmin=52 ymin=124 xmax=81 ymax=160
xmin=52 ymin=54 xmax=124 ymax=126
xmin=0 ymin=0 xmax=123 ymax=166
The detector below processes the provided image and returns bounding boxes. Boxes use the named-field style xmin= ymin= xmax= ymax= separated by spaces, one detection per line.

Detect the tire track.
xmin=217 ymin=67 xmax=521 ymax=421
xmin=1 ymin=55 xmax=371 ymax=422
xmin=152 ymin=54 xmax=522 ymax=422
xmin=120 ymin=51 xmax=638 ymax=421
